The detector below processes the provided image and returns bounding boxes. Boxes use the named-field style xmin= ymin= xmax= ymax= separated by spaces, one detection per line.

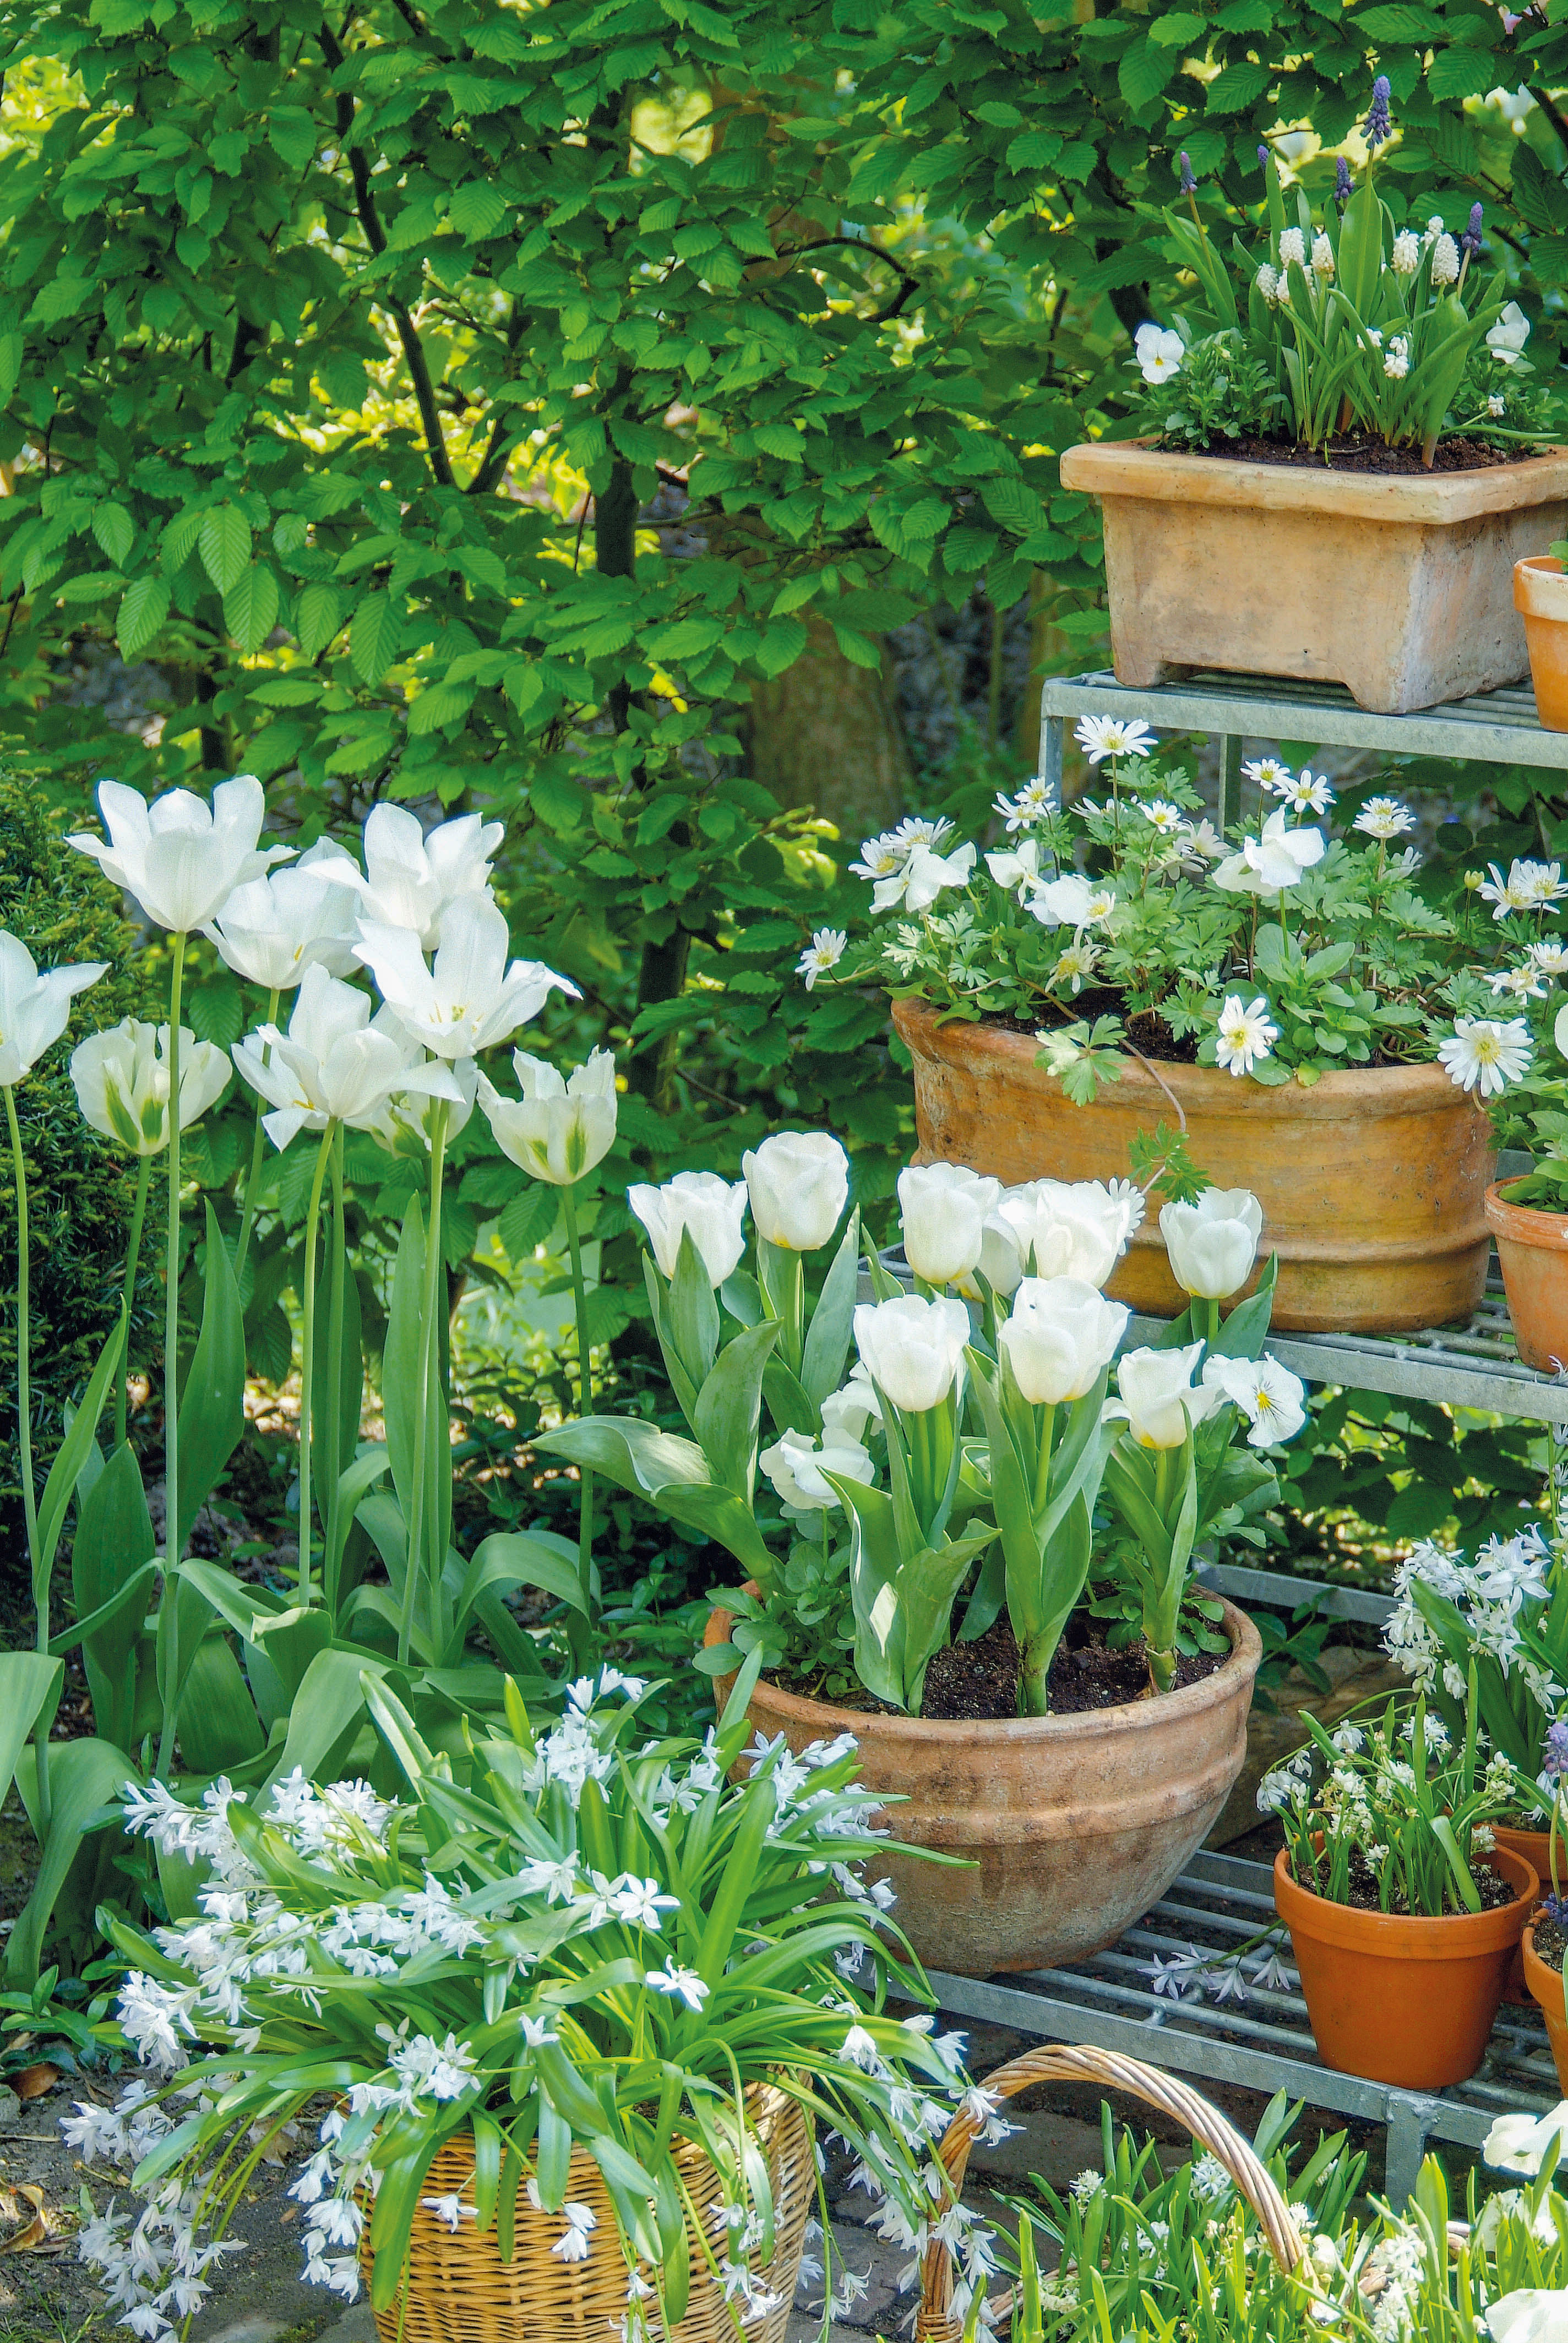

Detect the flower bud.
xmin=899 ymin=1161 xmax=1001 ymax=1285
xmin=628 ymin=1172 xmax=748 ymax=1287
xmin=853 ymin=1293 xmax=970 ymax=1414
xmin=743 ymin=1130 xmax=848 ymax=1251
xmin=999 ymin=1277 xmax=1128 ymax=1404
xmin=1158 ymin=1188 xmax=1263 ymax=1300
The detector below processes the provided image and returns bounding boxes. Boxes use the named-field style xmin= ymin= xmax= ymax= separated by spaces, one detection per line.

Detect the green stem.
xmin=562 ymin=1180 xmax=597 ymax=1660
xmin=155 ymin=929 xmax=188 ymax=1784
xmin=1031 ymin=1401 xmax=1057 ymax=1515
xmin=398 ymin=1102 xmax=449 ymax=1669
xmin=296 ymin=1121 xmax=336 ymax=1610
xmin=5 ymin=1083 xmax=48 ymax=1838
xmin=1199 ymin=1295 xmax=1221 ymax=1348
xmin=323 ymin=1125 xmax=347 ymax=1624
xmin=232 ymin=985 xmax=280 ymax=1290
xmin=116 ymin=1156 xmax=151 ymax=1453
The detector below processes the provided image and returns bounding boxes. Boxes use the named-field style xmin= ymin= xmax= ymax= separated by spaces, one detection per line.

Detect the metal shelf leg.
xmin=1383 ymin=2094 xmax=1440 ymax=2205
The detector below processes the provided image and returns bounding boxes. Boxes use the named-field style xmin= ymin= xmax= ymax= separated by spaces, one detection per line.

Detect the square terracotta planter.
xmin=1059 ymin=439 xmax=1568 ymax=714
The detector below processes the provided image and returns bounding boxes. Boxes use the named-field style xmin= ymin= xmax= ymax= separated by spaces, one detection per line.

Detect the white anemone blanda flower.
xmin=1073 ymin=715 xmax=1155 ymax=766
xmin=1213 ymin=994 xmax=1279 ymax=1078
xmin=1438 ymin=1016 xmax=1532 ymax=1098
xmin=1353 ymin=796 xmax=1415 ymax=841
xmin=797 ymin=928 xmax=846 ymax=990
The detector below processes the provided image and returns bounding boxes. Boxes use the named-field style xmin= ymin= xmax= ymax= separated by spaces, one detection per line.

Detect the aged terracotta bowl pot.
xmin=893 ymin=998 xmax=1496 ymax=1334
xmin=705 ymin=1595 xmax=1261 ymax=1977
xmin=1485 ymin=1179 xmax=1568 ymax=1372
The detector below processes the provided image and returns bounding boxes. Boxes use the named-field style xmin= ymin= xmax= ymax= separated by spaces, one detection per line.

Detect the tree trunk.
xmin=745 ymin=615 xmax=911 ymax=843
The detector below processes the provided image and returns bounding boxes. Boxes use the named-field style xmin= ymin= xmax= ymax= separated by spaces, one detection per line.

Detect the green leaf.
xmin=265 ymin=1647 xmax=391 ymax=1791
xmin=91 ymin=504 xmax=134 ymax=568
xmin=295 ymin=581 xmax=341 ymax=660
xmin=800 ymin=1209 xmax=860 ymax=1409
xmin=352 ymin=591 xmax=401 ymax=685
xmin=176 ymin=1204 xmax=245 ymax=1537
xmin=0 ymin=1655 xmax=64 ymax=1846
xmin=176 ymin=1636 xmax=264 ymax=1772
xmin=457 ymin=1529 xmax=587 ymax=1627
xmin=34 ymin=1312 xmax=127 ymax=1610
xmin=535 ymin=1419 xmax=777 ymax=1582
xmin=116 ymin=576 xmax=170 ymax=660
xmin=7 ymin=1735 xmax=137 ymax=1987
xmin=224 ymin=564 xmax=280 ymax=655
xmin=199 ymin=504 xmax=252 ymax=594
xmin=1118 ymin=37 xmax=1178 ymax=110
xmin=692 ymin=1320 xmax=780 ymax=1499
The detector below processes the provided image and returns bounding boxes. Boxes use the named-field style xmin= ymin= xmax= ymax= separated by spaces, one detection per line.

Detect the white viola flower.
xmin=1353 ymin=795 xmax=1415 ymax=841
xmin=760 ymin=1426 xmax=874 ymax=1516
xmin=1490 ymin=392 xmax=1507 ymax=417
xmin=644 ymin=1959 xmax=710 ymax=2010
xmin=628 ymin=1169 xmax=749 ymax=1286
xmin=1134 ymin=323 xmax=1184 ymax=384
xmin=1488 ymin=302 xmax=1531 ymax=366
xmin=1201 ymin=1353 xmax=1308 ymax=1447
xmin=1438 ymin=1016 xmax=1532 ymax=1098
xmin=232 ymin=964 xmax=462 ymax=1150
xmin=204 ymin=847 xmax=363 ymax=989
xmin=1483 ymin=2105 xmax=1568 ymax=2177
xmin=1180 ymin=817 xmax=1227 ymax=863
xmin=999 ymin=1276 xmax=1128 ymax=1404
xmin=874 ymin=840 xmax=976 ymax=915
xmin=993 ymin=777 xmax=1055 ymax=831
xmin=0 ymin=931 xmax=107 ymax=1086
xmin=984 ymin=836 xmax=1045 ymax=899
xmin=478 ymin=1048 xmax=617 ymax=1186
xmin=1159 ymin=1188 xmax=1262 ymax=1300
xmin=1114 ymin=1342 xmax=1224 ymax=1450
xmin=1488 ymin=2292 xmax=1568 ymax=2343
xmin=1391 ymin=228 xmax=1421 ymax=273
xmin=355 ymin=895 xmax=577 ymax=1060
xmin=1311 ymin=231 xmax=1334 ymax=275
xmin=1214 ymin=994 xmax=1279 ymax=1078
xmin=72 ymin=1018 xmax=229 ymax=1154
xmin=743 ymin=1129 xmax=849 ymax=1251
xmin=1073 ymin=715 xmax=1155 ymax=765
xmin=328 ymin=804 xmax=503 ymax=949
xmin=997 ymin=1176 xmax=1137 ymax=1288
xmin=853 ymin=1292 xmax=971 ymax=1413
xmin=1277 ymin=226 xmax=1307 ymax=270
xmin=68 ymin=775 xmax=293 ymax=935
xmin=1429 ymin=232 xmax=1460 ymax=284
xmin=899 ymin=1159 xmax=1001 ymax=1285
xmin=1384 ymin=336 xmax=1411 ymax=380
xmin=797 ymin=927 xmax=846 ymax=988
xmin=1217 ymin=808 xmax=1325 ymax=896
xmin=1028 ymin=873 xmax=1117 ymax=930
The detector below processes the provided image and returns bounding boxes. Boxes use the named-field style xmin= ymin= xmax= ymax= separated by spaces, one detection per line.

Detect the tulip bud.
xmin=72 ymin=1018 xmax=230 ymax=1155
xmin=760 ymin=1426 xmax=874 ymax=1516
xmin=1115 ymin=1342 xmax=1224 ymax=1450
xmin=999 ymin=1277 xmax=1128 ymax=1404
xmin=899 ymin=1161 xmax=1001 ymax=1285
xmin=628 ymin=1170 xmax=749 ymax=1287
xmin=0 ymin=931 xmax=107 ymax=1088
xmin=853 ymin=1293 xmax=970 ymax=1414
xmin=742 ymin=1130 xmax=849 ymax=1251
xmin=997 ymin=1178 xmax=1140 ymax=1289
xmin=1158 ymin=1188 xmax=1263 ymax=1300
xmin=478 ymin=1049 xmax=617 ymax=1186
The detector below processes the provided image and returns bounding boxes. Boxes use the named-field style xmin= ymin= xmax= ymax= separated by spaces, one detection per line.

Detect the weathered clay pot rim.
xmin=1516 ymin=554 xmax=1568 ymax=622
xmin=1485 ymin=1177 xmax=1568 ymax=1236
xmin=1525 ymin=1924 xmax=1565 ymax=1993
xmin=1275 ymin=1844 xmax=1537 ymax=1957
xmin=1060 ymin=437 xmax=1568 ymax=524
xmin=708 ymin=1595 xmax=1261 ymax=1748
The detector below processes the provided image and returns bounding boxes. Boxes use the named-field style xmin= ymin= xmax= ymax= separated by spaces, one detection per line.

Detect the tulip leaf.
xmin=7 ymin=1733 xmax=137 ymax=1987
xmin=1210 ymin=1250 xmax=1278 ymax=1361
xmin=457 ymin=1529 xmax=588 ymax=1627
xmin=692 ymin=1318 xmax=780 ymax=1499
xmin=71 ymin=1440 xmax=155 ymax=1749
xmin=176 ymin=1204 xmax=246 ymax=1538
xmin=535 ymin=1418 xmax=777 ymax=1582
xmin=668 ymin=1226 xmax=721 ymax=1393
xmin=761 ymin=1354 xmax=816 ymax=1439
xmin=800 ymin=1208 xmax=860 ymax=1408
xmin=383 ymin=1203 xmax=424 ymax=1523
xmin=34 ymin=1309 xmax=127 ymax=1610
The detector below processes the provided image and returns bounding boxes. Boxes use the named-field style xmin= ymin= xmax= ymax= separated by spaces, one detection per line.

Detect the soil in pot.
xmin=1273 ymin=1844 xmax=1536 ymax=2090
xmin=919 ymin=1613 xmax=1224 ymax=1722
xmin=1523 ymin=1911 xmax=1568 ymax=2093
xmin=1485 ymin=1179 xmax=1568 ymax=1371
xmin=1494 ymin=1823 xmax=1565 ymax=2001
xmin=1190 ymin=434 xmax=1519 ymax=475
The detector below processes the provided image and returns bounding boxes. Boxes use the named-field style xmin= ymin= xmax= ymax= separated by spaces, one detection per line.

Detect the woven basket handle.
xmin=914 ymin=2042 xmax=1307 ymax=2343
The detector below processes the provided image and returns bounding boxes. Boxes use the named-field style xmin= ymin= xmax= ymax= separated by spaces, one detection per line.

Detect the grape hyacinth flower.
xmin=1257 ymin=144 xmax=1270 ymax=170
xmin=1462 ymin=200 xmax=1485 ymax=258
xmin=1178 ymin=151 xmax=1196 ymax=195
xmin=1364 ymin=75 xmax=1391 ymax=152
xmin=1545 ymin=1720 xmax=1568 ymax=1784
xmin=1335 ymin=156 xmax=1352 ymax=205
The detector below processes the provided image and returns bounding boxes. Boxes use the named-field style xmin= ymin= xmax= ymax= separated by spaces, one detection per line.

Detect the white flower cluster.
xmin=1384 ymin=1529 xmax=1556 ymax=1718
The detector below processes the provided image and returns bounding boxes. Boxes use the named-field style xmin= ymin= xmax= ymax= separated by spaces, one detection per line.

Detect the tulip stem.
xmin=1198 ymin=1296 xmax=1220 ymax=1348
xmin=323 ymin=1125 xmax=347 ymax=1623
xmin=562 ymin=1179 xmax=596 ymax=1654
xmin=6 ymin=1082 xmax=50 ymax=1839
xmin=155 ymin=929 xmax=187 ymax=1784
xmin=232 ymin=986 xmax=279 ymax=1290
xmin=1031 ymin=1402 xmax=1057 ymax=1515
xmin=398 ymin=1102 xmax=449 ymax=1669
xmin=296 ymin=1120 xmax=335 ymax=1610
xmin=116 ymin=1156 xmax=151 ymax=1454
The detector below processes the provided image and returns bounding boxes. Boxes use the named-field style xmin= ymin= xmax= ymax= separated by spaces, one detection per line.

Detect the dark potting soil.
xmin=1532 ymin=1909 xmax=1568 ymax=1976
xmin=1309 ymin=1849 xmax=1522 ymax=1919
xmin=917 ymin=1611 xmax=1225 ymax=1723
xmin=1186 ymin=432 xmax=1525 ymax=474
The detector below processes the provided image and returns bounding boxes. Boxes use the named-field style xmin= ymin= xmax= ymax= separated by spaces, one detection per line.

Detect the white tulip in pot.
xmin=539 ymin=1138 xmax=1294 ymax=1977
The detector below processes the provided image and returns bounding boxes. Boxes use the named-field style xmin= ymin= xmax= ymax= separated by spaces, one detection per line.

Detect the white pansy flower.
xmin=1488 ymin=302 xmax=1531 ymax=366
xmin=1028 ymin=873 xmax=1117 ymax=930
xmin=760 ymin=1426 xmax=874 ymax=1516
xmin=1134 ymin=323 xmax=1184 ymax=384
xmin=1201 ymin=1353 xmax=1308 ymax=1447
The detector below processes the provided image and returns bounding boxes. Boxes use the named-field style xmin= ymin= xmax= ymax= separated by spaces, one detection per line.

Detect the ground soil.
xmin=1303 ymin=1849 xmax=1522 ymax=1918
xmin=1190 ymin=432 xmax=1523 ymax=473
xmin=1533 ymin=1908 xmax=1567 ymax=1974
xmin=919 ymin=1612 xmax=1223 ymax=1723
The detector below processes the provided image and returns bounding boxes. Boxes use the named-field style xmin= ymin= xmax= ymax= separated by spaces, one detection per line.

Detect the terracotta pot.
xmin=1523 ymin=1924 xmax=1568 ymax=2094
xmin=1515 ymin=556 xmax=1568 ymax=732
xmin=1485 ymin=1180 xmax=1568 ymax=1371
xmin=705 ymin=1595 xmax=1262 ymax=1977
xmin=1273 ymin=1844 xmax=1537 ymax=2089
xmin=1495 ymin=1826 xmax=1564 ymax=2001
xmin=1058 ymin=439 xmax=1568 ymax=714
xmin=893 ymin=998 xmax=1496 ymax=1334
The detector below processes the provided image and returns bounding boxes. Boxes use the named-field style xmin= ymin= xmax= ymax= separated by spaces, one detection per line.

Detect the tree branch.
xmin=771 ymin=232 xmax=921 ymax=322
xmin=1530 ymin=84 xmax=1568 ymax=169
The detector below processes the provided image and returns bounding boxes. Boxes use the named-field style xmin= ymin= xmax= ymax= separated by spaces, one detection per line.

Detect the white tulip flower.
xmin=71 ymin=1018 xmax=230 ymax=1155
xmin=997 ymin=1178 xmax=1139 ymax=1289
xmin=205 ymin=845 xmax=363 ymax=990
xmin=999 ymin=1277 xmax=1129 ymax=1404
xmin=355 ymin=896 xmax=578 ymax=1061
xmin=330 ymin=803 xmax=505 ymax=949
xmin=1483 ymin=2106 xmax=1568 ymax=2178
xmin=957 ymin=1209 xmax=1025 ymax=1303
xmin=478 ymin=1049 xmax=617 ymax=1186
xmin=232 ymin=963 xmax=463 ymax=1150
xmin=760 ymin=1425 xmax=875 ymax=1517
xmin=821 ymin=1363 xmax=882 ymax=1443
xmin=1114 ymin=1342 xmax=1224 ymax=1449
xmin=1487 ymin=2291 xmax=1568 ymax=2343
xmin=67 ymin=775 xmax=292 ymax=934
xmin=628 ymin=1170 xmax=749 ymax=1287
xmin=1201 ymin=1353 xmax=1307 ymax=1447
xmin=899 ymin=1160 xmax=1001 ymax=1286
xmin=373 ymin=1047 xmax=478 ymax=1156
xmin=742 ymin=1130 xmax=848 ymax=1251
xmin=1159 ymin=1189 xmax=1263 ymax=1300
xmin=0 ymin=931 xmax=107 ymax=1085
xmin=853 ymin=1293 xmax=970 ymax=1414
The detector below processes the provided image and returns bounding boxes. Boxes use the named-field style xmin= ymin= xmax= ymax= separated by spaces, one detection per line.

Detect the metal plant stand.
xmin=919 ymin=669 xmax=1568 ymax=2199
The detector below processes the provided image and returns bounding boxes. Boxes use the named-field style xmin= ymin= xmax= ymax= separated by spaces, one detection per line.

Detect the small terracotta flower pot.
xmin=1484 ymin=1180 xmax=1568 ymax=1372
xmin=1273 ymin=1844 xmax=1537 ymax=2089
xmin=1523 ymin=1923 xmax=1568 ymax=2094
xmin=1516 ymin=556 xmax=1568 ymax=732
xmin=1495 ymin=1826 xmax=1565 ymax=2001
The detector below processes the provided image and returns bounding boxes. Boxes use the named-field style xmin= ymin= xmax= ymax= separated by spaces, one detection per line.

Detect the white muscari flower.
xmin=1254 ymin=261 xmax=1281 ymax=302
xmin=1490 ymin=392 xmax=1507 ymax=417
xmin=1391 ymin=228 xmax=1421 ymax=273
xmin=1311 ymin=231 xmax=1334 ymax=275
xmin=1073 ymin=715 xmax=1155 ymax=765
xmin=1277 ymin=226 xmax=1307 ymax=270
xmin=1214 ymin=993 xmax=1278 ymax=1078
xmin=797 ymin=927 xmax=846 ymax=989
xmin=1429 ymin=232 xmax=1460 ymax=284
xmin=1438 ymin=1016 xmax=1531 ymax=1098
xmin=1384 ymin=336 xmax=1411 ymax=380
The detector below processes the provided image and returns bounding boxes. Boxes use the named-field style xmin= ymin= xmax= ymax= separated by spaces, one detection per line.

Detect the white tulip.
xmin=1159 ymin=1189 xmax=1263 ymax=1300
xmin=998 ymin=1178 xmax=1139 ymax=1289
xmin=999 ymin=1277 xmax=1129 ymax=1404
xmin=899 ymin=1161 xmax=1001 ymax=1285
xmin=0 ymin=931 xmax=106 ymax=1085
xmin=372 ymin=1045 xmax=478 ymax=1156
xmin=71 ymin=1019 xmax=230 ymax=1155
xmin=328 ymin=804 xmax=505 ymax=948
xmin=232 ymin=963 xmax=463 ymax=1150
xmin=957 ymin=1211 xmax=1025 ymax=1302
xmin=628 ymin=1170 xmax=749 ymax=1287
xmin=1114 ymin=1342 xmax=1224 ymax=1449
xmin=204 ymin=845 xmax=363 ymax=989
xmin=67 ymin=775 xmax=292 ymax=934
xmin=760 ymin=1426 xmax=874 ymax=1516
xmin=1201 ymin=1352 xmax=1307 ymax=1447
xmin=478 ymin=1049 xmax=617 ymax=1186
xmin=1484 ymin=2106 xmax=1568 ymax=2178
xmin=355 ymin=895 xmax=578 ymax=1060
xmin=742 ymin=1131 xmax=848 ymax=1251
xmin=853 ymin=1293 xmax=970 ymax=1414
xmin=821 ymin=1364 xmax=882 ymax=1443
xmin=1489 ymin=2295 xmax=1568 ymax=2343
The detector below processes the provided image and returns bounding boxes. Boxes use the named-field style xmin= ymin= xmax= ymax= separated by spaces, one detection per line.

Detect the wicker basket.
xmin=358 ymin=2083 xmax=813 ymax=2343
xmin=915 ymin=2044 xmax=1308 ymax=2343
